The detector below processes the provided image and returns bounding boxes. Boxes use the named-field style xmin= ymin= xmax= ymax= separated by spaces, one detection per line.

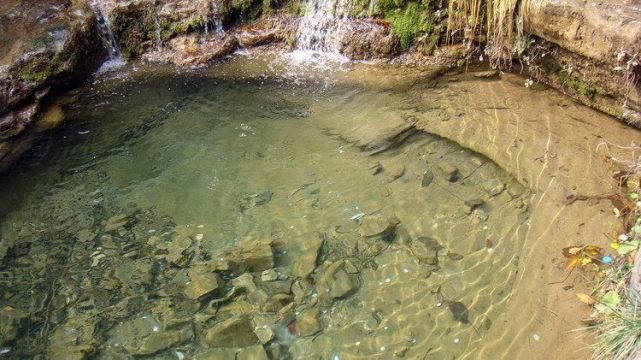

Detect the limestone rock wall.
xmin=522 ymin=0 xmax=641 ymax=126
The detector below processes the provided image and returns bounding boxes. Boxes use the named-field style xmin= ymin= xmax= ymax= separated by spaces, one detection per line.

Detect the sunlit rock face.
xmin=523 ymin=0 xmax=641 ymax=127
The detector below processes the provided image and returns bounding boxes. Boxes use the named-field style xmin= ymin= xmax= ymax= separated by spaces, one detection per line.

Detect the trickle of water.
xmin=89 ymin=0 xmax=122 ymax=59
xmin=208 ymin=0 xmax=225 ymax=37
xmin=89 ymin=0 xmax=127 ymax=74
xmin=153 ymin=11 xmax=163 ymax=51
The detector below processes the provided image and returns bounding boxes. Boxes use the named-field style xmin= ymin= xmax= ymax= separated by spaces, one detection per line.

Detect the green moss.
xmin=387 ymin=2 xmax=426 ymax=50
xmin=375 ymin=0 xmax=408 ymax=16
xmin=159 ymin=16 xmax=205 ymax=41
xmin=422 ymin=34 xmax=439 ymax=55
xmin=540 ymin=58 xmax=562 ymax=74
xmin=17 ymin=58 xmax=65 ymax=83
xmin=594 ymin=103 xmax=622 ymax=118
xmin=374 ymin=0 xmax=441 ymax=51
xmin=288 ymin=1 xmax=303 ymax=16
xmin=350 ymin=0 xmax=372 ymax=17
xmin=231 ymin=0 xmax=255 ymax=14
xmin=567 ymin=76 xmax=598 ymax=98
xmin=109 ymin=5 xmax=156 ymax=59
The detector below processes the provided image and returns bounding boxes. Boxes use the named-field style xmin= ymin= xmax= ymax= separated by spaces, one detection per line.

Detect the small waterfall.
xmin=90 ymin=0 xmax=121 ymax=59
xmin=295 ymin=0 xmax=350 ymax=53
xmin=90 ymin=0 xmax=126 ymax=73
xmin=207 ymin=1 xmax=225 ymax=37
xmin=153 ymin=12 xmax=162 ymax=51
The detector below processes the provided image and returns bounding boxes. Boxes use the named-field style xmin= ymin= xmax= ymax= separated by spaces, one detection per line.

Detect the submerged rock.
xmin=106 ymin=317 xmax=193 ymax=356
xmin=385 ymin=163 xmax=406 ymax=183
xmin=448 ymin=301 xmax=470 ymax=324
xmin=237 ymin=234 xmax=274 ymax=272
xmin=421 ymin=169 xmax=434 ymax=187
xmin=0 ymin=306 xmax=29 ymax=344
xmin=437 ymin=162 xmax=459 ymax=182
xmin=237 ymin=345 xmax=269 ymax=360
xmin=462 ymin=198 xmax=484 ymax=214
xmin=296 ymin=307 xmax=321 ymax=337
xmin=330 ymin=269 xmax=357 ymax=298
xmin=359 ymin=215 xmax=400 ymax=239
xmin=113 ymin=259 xmax=154 ymax=292
xmin=232 ymin=273 xmax=257 ymax=292
xmin=240 ymin=191 xmax=274 ymax=212
xmin=36 ymin=104 xmax=65 ymax=131
xmin=369 ymin=161 xmax=383 ymax=175
xmin=252 ymin=314 xmax=276 ymax=344
xmin=482 ymin=178 xmax=505 ymax=196
xmin=104 ymin=214 xmax=128 ymax=232
xmin=47 ymin=316 xmax=97 ymax=359
xmin=184 ymin=270 xmax=222 ymax=300
xmin=260 ymin=269 xmax=278 ymax=282
xmin=199 ymin=348 xmax=240 ymax=360
xmin=285 ymin=235 xmax=324 ymax=278
xmin=166 ymin=229 xmax=194 ymax=266
xmin=204 ymin=315 xmax=258 ymax=347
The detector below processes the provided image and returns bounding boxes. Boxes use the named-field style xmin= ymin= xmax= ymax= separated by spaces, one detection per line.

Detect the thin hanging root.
xmin=446 ymin=0 xmax=530 ymax=68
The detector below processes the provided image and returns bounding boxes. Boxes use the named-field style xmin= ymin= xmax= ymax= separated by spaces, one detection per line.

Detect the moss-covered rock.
xmin=371 ymin=0 xmax=444 ymax=51
xmin=566 ymin=76 xmax=599 ymax=98
xmin=109 ymin=2 xmax=157 ymax=59
xmin=0 ymin=0 xmax=105 ymax=172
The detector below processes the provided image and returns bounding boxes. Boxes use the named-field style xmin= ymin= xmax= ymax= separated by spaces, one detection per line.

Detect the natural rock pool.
xmin=0 ymin=55 xmax=640 ymax=359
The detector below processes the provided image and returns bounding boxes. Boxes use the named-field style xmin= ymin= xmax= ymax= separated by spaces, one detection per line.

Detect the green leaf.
xmin=631 ymin=192 xmax=639 ymax=200
xmin=616 ymin=240 xmax=640 ymax=255
xmin=633 ymin=224 xmax=641 ymax=234
xmin=595 ymin=291 xmax=620 ymax=314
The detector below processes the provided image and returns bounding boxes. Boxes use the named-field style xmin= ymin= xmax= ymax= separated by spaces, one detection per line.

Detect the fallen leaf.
xmin=576 ymin=293 xmax=596 ymax=305
xmin=581 ymin=316 xmax=603 ymax=326
xmin=563 ymin=246 xmax=583 ymax=257
xmin=616 ymin=240 xmax=639 ymax=255
xmin=565 ymin=257 xmax=580 ymax=271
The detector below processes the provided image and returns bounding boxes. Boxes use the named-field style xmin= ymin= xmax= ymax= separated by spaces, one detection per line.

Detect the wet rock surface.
xmin=143 ymin=34 xmax=238 ymax=67
xmin=0 ymin=0 xmax=106 ymax=171
xmin=337 ymin=19 xmax=399 ymax=60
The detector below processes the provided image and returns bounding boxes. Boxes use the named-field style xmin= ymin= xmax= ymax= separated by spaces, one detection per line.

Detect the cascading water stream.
xmin=295 ymin=0 xmax=351 ymax=54
xmin=89 ymin=0 xmax=121 ymax=59
xmin=89 ymin=0 xmax=126 ymax=73
xmin=206 ymin=1 xmax=226 ymax=37
xmin=282 ymin=0 xmax=353 ymax=81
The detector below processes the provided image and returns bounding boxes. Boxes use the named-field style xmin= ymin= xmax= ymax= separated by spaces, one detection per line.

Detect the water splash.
xmin=287 ymin=0 xmax=352 ymax=72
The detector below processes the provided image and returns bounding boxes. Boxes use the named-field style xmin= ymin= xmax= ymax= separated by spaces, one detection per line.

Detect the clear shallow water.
xmin=0 ymin=59 xmax=532 ymax=359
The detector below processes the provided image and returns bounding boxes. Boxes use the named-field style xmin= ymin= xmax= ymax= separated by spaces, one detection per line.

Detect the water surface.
xmin=0 ymin=56 xmax=593 ymax=359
